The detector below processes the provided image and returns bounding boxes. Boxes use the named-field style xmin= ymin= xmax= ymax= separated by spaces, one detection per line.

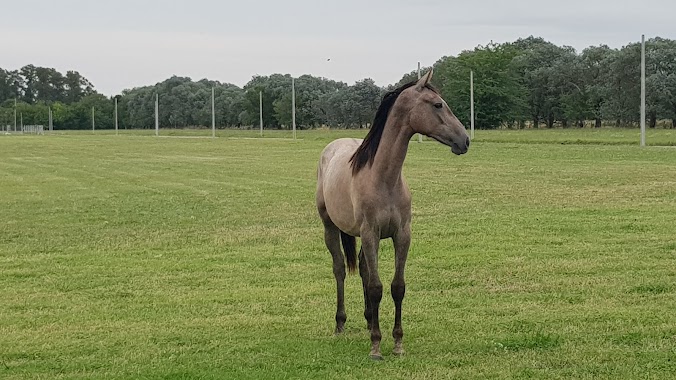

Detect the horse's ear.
xmin=415 ymin=69 xmax=434 ymax=91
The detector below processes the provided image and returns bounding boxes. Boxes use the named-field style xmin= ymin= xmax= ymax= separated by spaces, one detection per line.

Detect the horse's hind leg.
xmin=358 ymin=248 xmax=373 ymax=330
xmin=318 ymin=207 xmax=347 ymax=334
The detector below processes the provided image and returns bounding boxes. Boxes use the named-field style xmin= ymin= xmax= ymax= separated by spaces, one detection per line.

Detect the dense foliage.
xmin=2 ymin=36 xmax=675 ymax=130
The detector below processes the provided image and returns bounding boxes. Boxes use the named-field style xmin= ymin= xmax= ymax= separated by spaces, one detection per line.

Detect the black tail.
xmin=339 ymin=231 xmax=357 ymax=274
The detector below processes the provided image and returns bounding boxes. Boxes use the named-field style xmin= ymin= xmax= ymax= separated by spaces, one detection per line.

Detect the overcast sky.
xmin=2 ymin=0 xmax=674 ymax=95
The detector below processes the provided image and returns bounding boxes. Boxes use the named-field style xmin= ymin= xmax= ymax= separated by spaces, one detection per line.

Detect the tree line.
xmin=1 ymin=36 xmax=675 ymax=130
xmin=414 ymin=36 xmax=676 ymax=129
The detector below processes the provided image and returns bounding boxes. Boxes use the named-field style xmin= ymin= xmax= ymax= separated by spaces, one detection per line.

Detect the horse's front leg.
xmin=391 ymin=224 xmax=411 ymax=356
xmin=360 ymin=227 xmax=383 ymax=360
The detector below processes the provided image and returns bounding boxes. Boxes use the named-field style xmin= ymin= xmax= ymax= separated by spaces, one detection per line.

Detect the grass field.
xmin=1 ymin=129 xmax=676 ymax=379
xmin=44 ymin=126 xmax=676 ymax=146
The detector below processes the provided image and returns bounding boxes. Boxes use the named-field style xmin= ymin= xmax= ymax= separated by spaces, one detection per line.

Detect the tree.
xmin=113 ymin=76 xmax=246 ymax=129
xmin=581 ymin=45 xmax=617 ymax=128
xmin=549 ymin=47 xmax=586 ymax=128
xmin=216 ymin=85 xmax=246 ymax=127
xmin=602 ymin=43 xmax=642 ymax=126
xmin=34 ymin=67 xmax=65 ymax=103
xmin=20 ymin=65 xmax=37 ymax=104
xmin=647 ymin=37 xmax=676 ymax=128
xmin=243 ymin=74 xmax=293 ymax=128
xmin=0 ymin=69 xmax=16 ymax=103
xmin=64 ymin=70 xmax=94 ymax=103
xmin=511 ymin=38 xmax=575 ymax=128
xmin=433 ymin=42 xmax=525 ymax=129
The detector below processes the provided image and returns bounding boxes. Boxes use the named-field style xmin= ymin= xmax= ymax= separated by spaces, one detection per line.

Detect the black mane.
xmin=349 ymin=80 xmax=436 ymax=175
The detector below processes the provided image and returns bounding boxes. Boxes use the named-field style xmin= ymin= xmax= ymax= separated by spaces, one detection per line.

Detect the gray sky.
xmin=2 ymin=0 xmax=674 ymax=95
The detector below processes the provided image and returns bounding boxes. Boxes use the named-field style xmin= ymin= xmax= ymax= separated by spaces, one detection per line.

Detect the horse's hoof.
xmin=334 ymin=326 xmax=345 ymax=335
xmin=393 ymin=342 xmax=405 ymax=356
xmin=370 ymin=342 xmax=382 ymax=360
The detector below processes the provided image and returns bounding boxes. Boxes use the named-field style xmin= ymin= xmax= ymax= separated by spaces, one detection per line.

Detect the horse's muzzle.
xmin=451 ymin=138 xmax=469 ymax=155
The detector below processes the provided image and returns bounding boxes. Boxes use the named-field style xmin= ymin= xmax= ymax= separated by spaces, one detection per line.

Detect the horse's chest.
xmin=378 ymin=213 xmax=404 ymax=238
xmin=363 ymin=197 xmax=411 ymax=238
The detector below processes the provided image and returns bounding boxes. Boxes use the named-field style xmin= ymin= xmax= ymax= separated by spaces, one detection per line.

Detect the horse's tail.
xmin=339 ymin=231 xmax=357 ymax=274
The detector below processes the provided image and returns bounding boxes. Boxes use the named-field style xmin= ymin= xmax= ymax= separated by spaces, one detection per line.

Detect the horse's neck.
xmin=370 ymin=118 xmax=414 ymax=187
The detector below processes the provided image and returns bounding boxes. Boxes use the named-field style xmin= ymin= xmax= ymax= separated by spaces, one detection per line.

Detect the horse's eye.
xmin=434 ymin=102 xmax=443 ymax=109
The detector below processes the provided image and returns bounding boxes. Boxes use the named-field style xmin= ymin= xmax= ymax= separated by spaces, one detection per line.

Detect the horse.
xmin=315 ymin=70 xmax=470 ymax=360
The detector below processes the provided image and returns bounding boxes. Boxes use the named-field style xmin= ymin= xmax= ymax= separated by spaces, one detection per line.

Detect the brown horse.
xmin=315 ymin=70 xmax=470 ymax=360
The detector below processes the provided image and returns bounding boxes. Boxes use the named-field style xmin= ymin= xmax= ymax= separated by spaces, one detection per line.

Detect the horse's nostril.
xmin=466 ymin=137 xmax=471 ymax=148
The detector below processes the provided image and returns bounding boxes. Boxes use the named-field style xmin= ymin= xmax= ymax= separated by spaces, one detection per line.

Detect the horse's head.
xmin=403 ymin=70 xmax=470 ymax=155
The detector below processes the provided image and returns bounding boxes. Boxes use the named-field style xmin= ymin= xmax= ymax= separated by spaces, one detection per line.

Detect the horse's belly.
xmin=324 ymin=190 xmax=360 ymax=236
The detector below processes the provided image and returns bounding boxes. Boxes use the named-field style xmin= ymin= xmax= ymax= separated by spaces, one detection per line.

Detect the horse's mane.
xmin=349 ymin=80 xmax=437 ymax=175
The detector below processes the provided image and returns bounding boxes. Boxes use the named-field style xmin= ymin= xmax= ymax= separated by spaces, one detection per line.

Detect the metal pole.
xmin=48 ymin=107 xmax=53 ymax=131
xmin=259 ymin=91 xmax=263 ymax=137
xmin=640 ymin=34 xmax=646 ymax=147
xmin=211 ymin=87 xmax=216 ymax=138
xmin=470 ymin=70 xmax=475 ymax=139
xmin=155 ymin=93 xmax=159 ymax=136
xmin=114 ymin=97 xmax=118 ymax=135
xmin=92 ymin=106 xmax=95 ymax=132
xmin=418 ymin=62 xmax=422 ymax=143
xmin=292 ymin=77 xmax=296 ymax=140
xmin=20 ymin=112 xmax=23 ymax=130
xmin=14 ymin=98 xmax=17 ymax=132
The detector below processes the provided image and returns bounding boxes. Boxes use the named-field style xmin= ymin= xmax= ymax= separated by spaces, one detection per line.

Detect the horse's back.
xmin=319 ymin=138 xmax=362 ymax=171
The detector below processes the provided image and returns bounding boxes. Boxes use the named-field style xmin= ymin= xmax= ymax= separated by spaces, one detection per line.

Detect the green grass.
xmin=472 ymin=128 xmax=676 ymax=146
xmin=1 ymin=130 xmax=676 ymax=379
xmin=43 ymin=128 xmax=676 ymax=146
xmin=43 ymin=126 xmax=676 ymax=146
